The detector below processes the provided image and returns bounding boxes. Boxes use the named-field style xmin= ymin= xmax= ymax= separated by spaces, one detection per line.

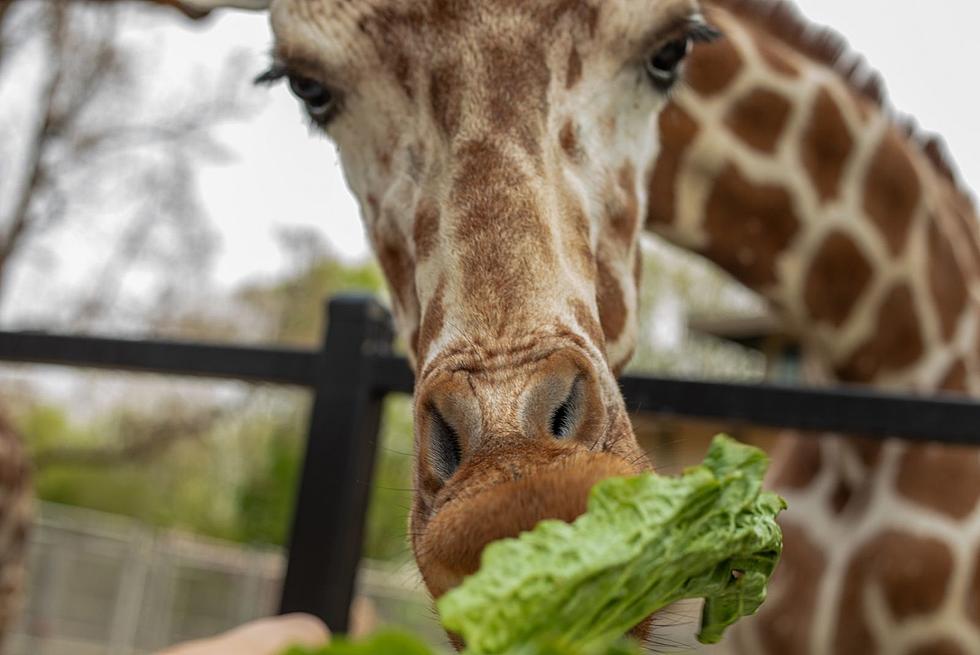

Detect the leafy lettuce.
xmin=282 ymin=436 xmax=784 ymax=654
xmin=281 ymin=631 xmax=644 ymax=655
xmin=438 ymin=435 xmax=785 ymax=653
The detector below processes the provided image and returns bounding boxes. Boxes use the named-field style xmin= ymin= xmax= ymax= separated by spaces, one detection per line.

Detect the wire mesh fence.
xmin=9 ymin=503 xmax=441 ymax=655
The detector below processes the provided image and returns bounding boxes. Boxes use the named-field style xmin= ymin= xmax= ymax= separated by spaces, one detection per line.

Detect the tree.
xmin=0 ymin=0 xmax=255 ymax=327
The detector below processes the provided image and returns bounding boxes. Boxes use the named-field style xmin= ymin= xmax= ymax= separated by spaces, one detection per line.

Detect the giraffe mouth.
xmin=413 ymin=447 xmax=643 ymax=601
xmin=413 ymin=447 xmax=650 ymax=650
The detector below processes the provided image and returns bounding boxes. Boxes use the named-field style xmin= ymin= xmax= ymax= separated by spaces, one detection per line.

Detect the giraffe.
xmin=645 ymin=1 xmax=980 ymax=653
xmin=261 ymin=0 xmax=719 ymax=644
xmin=0 ymin=409 xmax=32 ymax=651
xmin=95 ymin=0 xmax=978 ymax=651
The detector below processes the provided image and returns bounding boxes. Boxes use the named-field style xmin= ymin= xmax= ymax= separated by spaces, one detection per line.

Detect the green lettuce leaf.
xmin=437 ymin=435 xmax=785 ymax=653
xmin=280 ymin=630 xmax=644 ymax=655
xmin=280 ymin=630 xmax=435 ymax=655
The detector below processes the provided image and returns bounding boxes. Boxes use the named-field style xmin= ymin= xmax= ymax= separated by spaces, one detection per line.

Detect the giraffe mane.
xmin=709 ymin=0 xmax=979 ymax=211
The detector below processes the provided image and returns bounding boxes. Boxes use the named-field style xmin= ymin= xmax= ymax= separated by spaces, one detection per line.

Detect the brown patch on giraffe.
xmin=770 ymin=437 xmax=821 ymax=489
xmin=910 ymin=641 xmax=970 ymax=655
xmin=559 ymin=120 xmax=582 ymax=162
xmin=837 ymin=530 xmax=954 ymax=653
xmin=835 ymin=285 xmax=923 ymax=382
xmin=945 ymin=196 xmax=980 ymax=274
xmin=802 ymin=88 xmax=854 ymax=204
xmin=896 ymin=445 xmax=980 ymax=520
xmin=452 ymin=139 xmax=554 ymax=332
xmin=973 ymin=309 xmax=980 ymax=386
xmin=829 ymin=479 xmax=852 ymax=515
xmin=724 ymin=87 xmax=792 ymax=154
xmin=702 ymin=164 xmax=800 ymax=288
xmin=851 ymin=437 xmax=883 ymax=469
xmin=863 ymin=128 xmax=921 ymax=255
xmin=417 ymin=278 xmax=447 ymax=363
xmin=391 ymin=49 xmax=415 ymax=100
xmin=939 ymin=359 xmax=968 ymax=393
xmin=569 ymin=298 xmax=604 ymax=351
xmin=927 ymin=220 xmax=968 ymax=341
xmin=483 ymin=38 xmax=551 ymax=156
xmin=685 ymin=33 xmax=743 ymax=98
xmin=804 ymin=231 xmax=873 ymax=328
xmin=535 ymin=0 xmax=599 ymax=38
xmin=430 ymin=63 xmax=464 ymax=137
xmin=570 ymin=204 xmax=594 ymax=280
xmin=756 ymin=522 xmax=824 ymax=653
xmin=410 ymin=328 xmax=420 ymax=358
xmin=565 ymin=46 xmax=582 ymax=89
xmin=596 ymin=259 xmax=626 ymax=344
xmin=647 ymin=104 xmax=699 ymax=226
xmin=413 ymin=199 xmax=440 ymax=261
xmin=610 ymin=163 xmax=639 ymax=246
xmin=376 ymin=227 xmax=416 ymax=314
xmin=976 ymin=309 xmax=980 ymax=373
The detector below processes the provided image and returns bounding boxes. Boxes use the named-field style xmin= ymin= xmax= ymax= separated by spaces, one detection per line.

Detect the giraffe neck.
xmin=646 ymin=0 xmax=980 ymax=395
xmin=645 ymin=3 xmax=980 ymax=653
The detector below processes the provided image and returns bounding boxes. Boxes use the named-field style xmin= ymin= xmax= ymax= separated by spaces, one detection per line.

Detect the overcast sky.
xmin=5 ymin=0 xmax=980 ymax=316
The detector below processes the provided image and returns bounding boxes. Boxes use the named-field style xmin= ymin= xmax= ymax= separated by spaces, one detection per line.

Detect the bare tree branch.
xmin=0 ymin=1 xmax=258 ymax=325
xmin=0 ymin=4 xmax=67 ymax=303
xmin=0 ymin=0 xmax=14 ymax=39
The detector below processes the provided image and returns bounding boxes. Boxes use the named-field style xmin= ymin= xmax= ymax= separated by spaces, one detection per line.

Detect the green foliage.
xmin=280 ymin=630 xmax=645 ymax=655
xmin=230 ymin=394 xmax=416 ymax=561
xmin=235 ymin=419 xmax=304 ymax=546
xmin=13 ymin=252 xmax=417 ymax=559
xmin=282 ymin=630 xmax=436 ymax=655
xmin=22 ymin=403 xmax=241 ymax=540
xmin=362 ymin=396 xmax=416 ymax=561
xmin=237 ymin=258 xmax=385 ymax=346
xmin=18 ymin=394 xmax=417 ymax=558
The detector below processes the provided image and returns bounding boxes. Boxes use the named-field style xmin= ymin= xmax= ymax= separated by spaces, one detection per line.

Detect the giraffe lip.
xmin=415 ymin=450 xmax=638 ymax=599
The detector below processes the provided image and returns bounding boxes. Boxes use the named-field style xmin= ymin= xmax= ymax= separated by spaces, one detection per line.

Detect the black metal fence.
xmin=1 ymin=294 xmax=979 ymax=633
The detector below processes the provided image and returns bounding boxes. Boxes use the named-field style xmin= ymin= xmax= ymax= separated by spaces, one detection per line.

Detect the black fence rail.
xmin=1 ymin=294 xmax=979 ymax=632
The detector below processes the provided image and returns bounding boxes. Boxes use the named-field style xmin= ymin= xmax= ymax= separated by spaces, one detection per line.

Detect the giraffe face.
xmin=268 ymin=0 xmax=707 ymax=620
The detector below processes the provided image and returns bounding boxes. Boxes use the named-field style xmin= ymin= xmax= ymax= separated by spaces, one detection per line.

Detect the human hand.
xmin=154 ymin=613 xmax=330 ymax=655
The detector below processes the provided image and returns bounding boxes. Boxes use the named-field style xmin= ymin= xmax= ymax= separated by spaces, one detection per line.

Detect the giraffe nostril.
xmin=428 ymin=406 xmax=463 ymax=480
xmin=549 ymin=377 xmax=584 ymax=439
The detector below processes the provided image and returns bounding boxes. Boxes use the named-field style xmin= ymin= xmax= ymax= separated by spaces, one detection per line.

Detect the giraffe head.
xmin=265 ymin=0 xmax=714 ymax=618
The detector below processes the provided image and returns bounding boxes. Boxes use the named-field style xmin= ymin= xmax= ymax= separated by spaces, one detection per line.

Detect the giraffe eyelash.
xmin=254 ymin=61 xmax=288 ymax=86
xmin=688 ymin=22 xmax=722 ymax=44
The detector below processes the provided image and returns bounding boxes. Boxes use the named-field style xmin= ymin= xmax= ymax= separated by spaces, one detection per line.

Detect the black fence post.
xmin=279 ymin=295 xmax=396 ymax=632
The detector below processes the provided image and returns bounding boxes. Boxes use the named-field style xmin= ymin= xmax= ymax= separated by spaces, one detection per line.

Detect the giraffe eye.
xmin=287 ymin=74 xmax=338 ymax=122
xmin=646 ymin=37 xmax=692 ymax=91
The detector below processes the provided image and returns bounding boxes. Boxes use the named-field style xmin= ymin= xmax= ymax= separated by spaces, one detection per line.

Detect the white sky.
xmin=4 ymin=0 xmax=980 ymax=316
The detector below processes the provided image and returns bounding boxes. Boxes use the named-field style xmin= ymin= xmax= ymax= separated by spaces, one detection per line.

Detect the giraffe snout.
xmin=410 ymin=345 xmax=647 ymax=605
xmin=415 ymin=347 xmax=608 ymax=486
